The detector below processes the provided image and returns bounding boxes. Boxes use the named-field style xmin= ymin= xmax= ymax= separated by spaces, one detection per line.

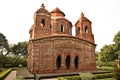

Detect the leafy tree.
xmin=17 ymin=41 xmax=28 ymax=56
xmin=95 ymin=51 xmax=100 ymax=60
xmin=98 ymin=31 xmax=120 ymax=62
xmin=113 ymin=31 xmax=120 ymax=59
xmin=10 ymin=41 xmax=28 ymax=57
xmin=99 ymin=44 xmax=117 ymax=62
xmin=0 ymin=55 xmax=7 ymax=67
xmin=113 ymin=31 xmax=120 ymax=45
xmin=0 ymin=33 xmax=9 ymax=54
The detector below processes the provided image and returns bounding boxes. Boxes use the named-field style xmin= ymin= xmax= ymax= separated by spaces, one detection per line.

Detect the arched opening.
xmin=74 ymin=56 xmax=78 ymax=69
xmin=69 ymin=28 xmax=71 ymax=34
xmin=50 ymin=24 xmax=52 ymax=30
xmin=85 ymin=26 xmax=88 ymax=33
xmin=41 ymin=19 xmax=45 ymax=27
xmin=61 ymin=25 xmax=64 ymax=32
xmin=78 ymin=27 xmax=80 ymax=34
xmin=65 ymin=55 xmax=70 ymax=69
xmin=56 ymin=55 xmax=61 ymax=69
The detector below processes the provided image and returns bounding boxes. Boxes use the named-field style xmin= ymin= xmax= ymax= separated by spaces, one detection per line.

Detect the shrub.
xmin=97 ymin=62 xmax=115 ymax=67
xmin=58 ymin=73 xmax=116 ymax=80
xmin=58 ymin=77 xmax=66 ymax=80
xmin=0 ymin=68 xmax=12 ymax=80
xmin=97 ymin=66 xmax=114 ymax=71
xmin=113 ymin=67 xmax=120 ymax=79
xmin=3 ymin=56 xmax=27 ymax=68
xmin=58 ymin=76 xmax=81 ymax=80
xmin=80 ymin=73 xmax=94 ymax=80
xmin=94 ymin=73 xmax=116 ymax=79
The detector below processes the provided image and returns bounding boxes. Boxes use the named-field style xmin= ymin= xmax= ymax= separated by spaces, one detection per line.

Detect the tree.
xmin=0 ymin=55 xmax=7 ymax=67
xmin=113 ymin=31 xmax=120 ymax=59
xmin=99 ymin=44 xmax=117 ymax=62
xmin=11 ymin=41 xmax=28 ymax=57
xmin=95 ymin=51 xmax=100 ymax=60
xmin=114 ymin=31 xmax=120 ymax=45
xmin=98 ymin=31 xmax=120 ymax=62
xmin=0 ymin=33 xmax=9 ymax=54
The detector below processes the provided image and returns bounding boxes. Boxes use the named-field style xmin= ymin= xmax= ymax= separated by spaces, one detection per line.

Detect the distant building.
xmin=27 ymin=4 xmax=97 ymax=74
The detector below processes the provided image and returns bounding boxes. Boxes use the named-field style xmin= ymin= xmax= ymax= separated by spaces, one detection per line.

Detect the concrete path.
xmin=4 ymin=70 xmax=17 ymax=80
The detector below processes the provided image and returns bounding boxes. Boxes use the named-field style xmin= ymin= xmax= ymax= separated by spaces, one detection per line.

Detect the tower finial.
xmin=81 ymin=12 xmax=84 ymax=17
xmin=41 ymin=3 xmax=45 ymax=8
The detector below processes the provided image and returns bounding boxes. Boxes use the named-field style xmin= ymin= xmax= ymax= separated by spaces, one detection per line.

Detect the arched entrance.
xmin=65 ymin=55 xmax=70 ymax=69
xmin=74 ymin=56 xmax=78 ymax=69
xmin=56 ymin=55 xmax=61 ymax=69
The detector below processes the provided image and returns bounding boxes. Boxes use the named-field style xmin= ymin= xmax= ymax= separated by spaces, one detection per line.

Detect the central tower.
xmin=50 ymin=7 xmax=72 ymax=35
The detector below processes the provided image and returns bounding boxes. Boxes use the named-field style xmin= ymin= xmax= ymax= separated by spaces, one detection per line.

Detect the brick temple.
xmin=27 ymin=4 xmax=97 ymax=74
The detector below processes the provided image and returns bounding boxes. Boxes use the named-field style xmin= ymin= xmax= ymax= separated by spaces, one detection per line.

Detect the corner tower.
xmin=29 ymin=4 xmax=51 ymax=39
xmin=75 ymin=13 xmax=94 ymax=43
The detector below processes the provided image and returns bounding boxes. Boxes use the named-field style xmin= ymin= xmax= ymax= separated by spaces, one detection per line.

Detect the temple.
xmin=27 ymin=4 xmax=96 ymax=74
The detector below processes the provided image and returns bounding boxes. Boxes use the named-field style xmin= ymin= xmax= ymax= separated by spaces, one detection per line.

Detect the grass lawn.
xmin=0 ymin=68 xmax=12 ymax=80
xmin=0 ymin=68 xmax=7 ymax=73
xmin=95 ymin=78 xmax=117 ymax=80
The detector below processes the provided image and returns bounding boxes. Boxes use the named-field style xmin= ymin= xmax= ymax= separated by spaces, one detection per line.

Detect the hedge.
xmin=97 ymin=66 xmax=115 ymax=71
xmin=94 ymin=73 xmax=116 ymax=79
xmin=58 ymin=76 xmax=81 ymax=80
xmin=0 ymin=55 xmax=27 ymax=68
xmin=58 ymin=73 xmax=116 ymax=80
xmin=0 ymin=68 xmax=12 ymax=80
xmin=96 ymin=62 xmax=115 ymax=67
xmin=95 ymin=78 xmax=117 ymax=80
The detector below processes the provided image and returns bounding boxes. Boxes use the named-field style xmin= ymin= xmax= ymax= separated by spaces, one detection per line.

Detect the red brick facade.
xmin=28 ymin=4 xmax=97 ymax=74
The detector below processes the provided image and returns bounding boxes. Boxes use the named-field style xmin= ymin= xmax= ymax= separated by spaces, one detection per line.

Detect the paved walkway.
xmin=16 ymin=68 xmax=34 ymax=78
xmin=4 ymin=70 xmax=17 ymax=80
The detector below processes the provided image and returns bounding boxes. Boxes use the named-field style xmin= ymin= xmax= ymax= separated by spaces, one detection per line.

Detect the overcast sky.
xmin=0 ymin=0 xmax=120 ymax=51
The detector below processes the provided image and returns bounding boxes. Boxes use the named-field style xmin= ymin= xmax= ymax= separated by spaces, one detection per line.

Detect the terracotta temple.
xmin=27 ymin=4 xmax=97 ymax=74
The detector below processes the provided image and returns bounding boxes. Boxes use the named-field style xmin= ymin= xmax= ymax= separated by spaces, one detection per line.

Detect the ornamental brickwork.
xmin=27 ymin=4 xmax=97 ymax=74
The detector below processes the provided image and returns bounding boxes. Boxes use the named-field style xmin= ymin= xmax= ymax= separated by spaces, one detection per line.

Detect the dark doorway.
xmin=65 ymin=55 xmax=70 ymax=69
xmin=41 ymin=19 xmax=45 ymax=27
xmin=78 ymin=27 xmax=80 ymax=34
xmin=74 ymin=56 xmax=78 ymax=69
xmin=56 ymin=55 xmax=61 ymax=69
xmin=85 ymin=26 xmax=88 ymax=33
xmin=61 ymin=25 xmax=64 ymax=32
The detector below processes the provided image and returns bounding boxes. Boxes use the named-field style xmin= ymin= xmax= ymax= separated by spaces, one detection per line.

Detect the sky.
xmin=0 ymin=0 xmax=120 ymax=51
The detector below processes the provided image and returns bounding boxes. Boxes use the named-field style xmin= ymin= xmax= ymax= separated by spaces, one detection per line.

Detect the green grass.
xmin=0 ymin=67 xmax=27 ymax=80
xmin=95 ymin=78 xmax=117 ymax=80
xmin=94 ymin=73 xmax=116 ymax=79
xmin=58 ymin=72 xmax=116 ymax=80
xmin=0 ymin=68 xmax=12 ymax=80
xmin=97 ymin=66 xmax=115 ymax=71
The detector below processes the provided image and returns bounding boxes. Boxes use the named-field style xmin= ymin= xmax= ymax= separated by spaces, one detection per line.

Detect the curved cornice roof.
xmin=50 ymin=7 xmax=65 ymax=16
